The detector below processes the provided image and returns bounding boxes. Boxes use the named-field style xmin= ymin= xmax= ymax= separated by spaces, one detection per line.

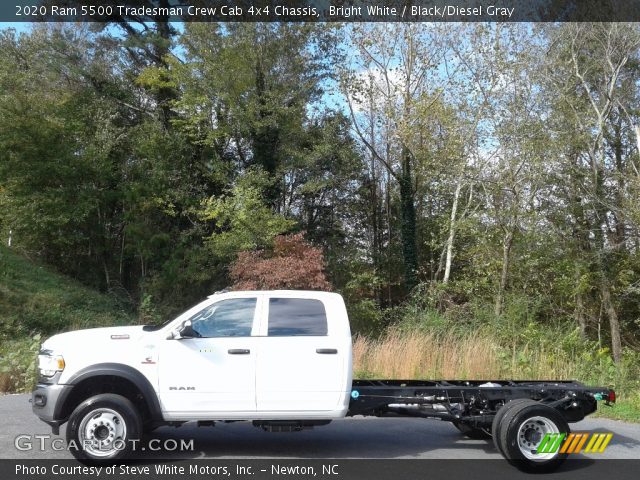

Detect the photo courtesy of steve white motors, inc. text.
xmin=14 ymin=463 xmax=340 ymax=477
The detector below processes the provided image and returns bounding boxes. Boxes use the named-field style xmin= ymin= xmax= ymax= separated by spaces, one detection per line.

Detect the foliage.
xmin=201 ymin=169 xmax=295 ymax=259
xmin=0 ymin=245 xmax=134 ymax=338
xmin=0 ymin=335 xmax=41 ymax=393
xmin=355 ymin=290 xmax=640 ymax=420
xmin=230 ymin=233 xmax=331 ymax=291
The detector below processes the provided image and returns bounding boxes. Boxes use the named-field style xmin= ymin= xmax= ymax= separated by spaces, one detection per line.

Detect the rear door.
xmin=255 ymin=295 xmax=344 ymax=412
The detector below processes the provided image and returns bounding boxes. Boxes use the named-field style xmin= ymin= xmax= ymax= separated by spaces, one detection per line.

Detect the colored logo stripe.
xmin=559 ymin=433 xmax=588 ymax=454
xmin=538 ymin=432 xmax=612 ymax=454
xmin=584 ymin=433 xmax=613 ymax=453
xmin=538 ymin=433 xmax=565 ymax=454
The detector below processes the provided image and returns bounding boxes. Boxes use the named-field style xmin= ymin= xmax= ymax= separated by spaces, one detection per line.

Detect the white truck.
xmin=32 ymin=290 xmax=614 ymax=471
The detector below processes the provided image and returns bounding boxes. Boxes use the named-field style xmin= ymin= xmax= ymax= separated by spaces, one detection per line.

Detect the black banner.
xmin=2 ymin=0 xmax=640 ymax=23
xmin=3 ymin=459 xmax=640 ymax=480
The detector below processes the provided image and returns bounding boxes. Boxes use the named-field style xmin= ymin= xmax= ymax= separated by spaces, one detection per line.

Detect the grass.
xmin=353 ymin=330 xmax=501 ymax=379
xmin=592 ymin=397 xmax=640 ymax=422
xmin=353 ymin=328 xmax=640 ymax=422
xmin=0 ymin=245 xmax=135 ymax=392
xmin=0 ymin=245 xmax=134 ymax=335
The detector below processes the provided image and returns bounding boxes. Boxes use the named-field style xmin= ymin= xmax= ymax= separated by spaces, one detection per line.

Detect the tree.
xmin=174 ymin=23 xmax=337 ymax=209
xmin=230 ymin=233 xmax=331 ymax=291
xmin=200 ymin=168 xmax=295 ymax=261
xmin=341 ymin=24 xmax=451 ymax=293
xmin=0 ymin=25 xmax=133 ymax=288
xmin=544 ymin=23 xmax=640 ymax=362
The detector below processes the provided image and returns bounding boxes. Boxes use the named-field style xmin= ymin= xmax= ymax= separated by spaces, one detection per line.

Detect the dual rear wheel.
xmin=491 ymin=399 xmax=569 ymax=472
xmin=454 ymin=399 xmax=570 ymax=472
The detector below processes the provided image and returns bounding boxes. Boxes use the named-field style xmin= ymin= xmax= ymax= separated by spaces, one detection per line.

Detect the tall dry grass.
xmin=0 ymin=373 xmax=13 ymax=393
xmin=353 ymin=329 xmax=501 ymax=379
xmin=352 ymin=328 xmax=581 ymax=381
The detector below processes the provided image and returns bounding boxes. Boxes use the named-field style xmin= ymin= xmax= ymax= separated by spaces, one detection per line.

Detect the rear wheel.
xmin=66 ymin=393 xmax=142 ymax=464
xmin=491 ymin=399 xmax=535 ymax=455
xmin=498 ymin=400 xmax=569 ymax=472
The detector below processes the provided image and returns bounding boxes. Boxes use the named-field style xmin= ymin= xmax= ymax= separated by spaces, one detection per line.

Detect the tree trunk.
xmin=574 ymin=266 xmax=587 ymax=339
xmin=253 ymin=54 xmax=281 ymax=209
xmin=102 ymin=258 xmax=111 ymax=290
xmin=367 ymin=99 xmax=382 ymax=304
xmin=399 ymin=146 xmax=418 ymax=292
xmin=154 ymin=6 xmax=177 ymax=130
xmin=635 ymin=125 xmax=640 ymax=168
xmin=495 ymin=228 xmax=514 ymax=316
xmin=612 ymin=119 xmax=626 ymax=248
xmin=600 ymin=280 xmax=623 ymax=363
xmin=443 ymin=180 xmax=462 ymax=283
xmin=385 ymin=168 xmax=393 ymax=306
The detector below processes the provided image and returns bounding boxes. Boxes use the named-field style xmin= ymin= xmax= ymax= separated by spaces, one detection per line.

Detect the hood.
xmin=41 ymin=325 xmax=148 ymax=353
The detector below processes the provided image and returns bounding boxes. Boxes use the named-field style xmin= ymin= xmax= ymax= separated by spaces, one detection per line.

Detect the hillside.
xmin=0 ymin=245 xmax=135 ymax=336
xmin=0 ymin=245 xmax=135 ymax=392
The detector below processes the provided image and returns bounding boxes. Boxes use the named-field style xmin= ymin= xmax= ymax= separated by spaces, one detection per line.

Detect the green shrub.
xmin=0 ymin=335 xmax=41 ymax=393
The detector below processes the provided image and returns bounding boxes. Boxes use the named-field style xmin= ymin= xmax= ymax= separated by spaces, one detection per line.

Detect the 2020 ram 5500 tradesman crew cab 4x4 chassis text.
xmin=32 ymin=290 xmax=614 ymax=471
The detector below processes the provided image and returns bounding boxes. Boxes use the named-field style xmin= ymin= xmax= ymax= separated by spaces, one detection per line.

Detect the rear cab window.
xmin=267 ymin=298 xmax=328 ymax=336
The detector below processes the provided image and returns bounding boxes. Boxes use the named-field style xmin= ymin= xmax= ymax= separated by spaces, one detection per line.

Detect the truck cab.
xmin=156 ymin=290 xmax=353 ymax=420
xmin=32 ymin=290 xmax=352 ymax=461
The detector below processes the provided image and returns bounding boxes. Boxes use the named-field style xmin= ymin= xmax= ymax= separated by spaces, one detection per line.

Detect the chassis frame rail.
xmin=348 ymin=379 xmax=613 ymax=427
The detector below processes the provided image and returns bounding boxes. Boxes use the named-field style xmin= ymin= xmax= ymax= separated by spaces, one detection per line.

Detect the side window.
xmin=268 ymin=298 xmax=328 ymax=336
xmin=189 ymin=298 xmax=256 ymax=338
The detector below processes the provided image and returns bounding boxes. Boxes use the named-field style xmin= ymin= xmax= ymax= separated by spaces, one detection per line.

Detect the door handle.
xmin=316 ymin=348 xmax=338 ymax=354
xmin=228 ymin=349 xmax=250 ymax=355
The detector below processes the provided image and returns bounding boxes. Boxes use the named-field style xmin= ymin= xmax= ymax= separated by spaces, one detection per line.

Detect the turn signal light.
xmin=56 ymin=356 xmax=65 ymax=370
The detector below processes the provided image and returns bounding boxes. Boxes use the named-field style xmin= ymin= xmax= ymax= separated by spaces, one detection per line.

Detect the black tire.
xmin=498 ymin=400 xmax=570 ymax=473
xmin=66 ymin=393 xmax=142 ymax=464
xmin=453 ymin=421 xmax=492 ymax=440
xmin=491 ymin=399 xmax=535 ymax=455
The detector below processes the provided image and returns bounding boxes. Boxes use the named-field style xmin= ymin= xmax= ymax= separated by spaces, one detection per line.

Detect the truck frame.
xmin=349 ymin=378 xmax=614 ymax=468
xmin=31 ymin=290 xmax=615 ymax=472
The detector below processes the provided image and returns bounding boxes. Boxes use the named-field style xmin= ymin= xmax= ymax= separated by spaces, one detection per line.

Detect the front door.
xmin=158 ymin=295 xmax=260 ymax=416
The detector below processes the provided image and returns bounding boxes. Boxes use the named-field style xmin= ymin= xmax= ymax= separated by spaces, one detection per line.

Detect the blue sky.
xmin=0 ymin=22 xmax=32 ymax=33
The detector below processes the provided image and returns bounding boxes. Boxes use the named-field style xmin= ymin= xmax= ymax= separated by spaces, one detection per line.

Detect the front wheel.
xmin=66 ymin=393 xmax=142 ymax=464
xmin=498 ymin=400 xmax=570 ymax=472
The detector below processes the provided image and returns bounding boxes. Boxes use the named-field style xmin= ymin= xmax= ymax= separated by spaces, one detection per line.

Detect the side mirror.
xmin=167 ymin=320 xmax=197 ymax=340
xmin=179 ymin=320 xmax=198 ymax=339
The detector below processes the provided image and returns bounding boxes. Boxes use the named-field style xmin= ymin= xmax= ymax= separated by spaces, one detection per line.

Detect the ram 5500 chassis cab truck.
xmin=32 ymin=290 xmax=614 ymax=471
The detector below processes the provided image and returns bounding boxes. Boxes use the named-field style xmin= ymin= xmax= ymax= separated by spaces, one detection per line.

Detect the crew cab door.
xmin=158 ymin=295 xmax=261 ymax=416
xmin=255 ymin=295 xmax=347 ymax=413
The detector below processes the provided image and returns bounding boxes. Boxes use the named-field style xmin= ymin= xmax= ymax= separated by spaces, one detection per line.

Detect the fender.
xmin=54 ymin=363 xmax=163 ymax=422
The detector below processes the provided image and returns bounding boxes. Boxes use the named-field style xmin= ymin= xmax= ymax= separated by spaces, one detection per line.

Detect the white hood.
xmin=42 ymin=325 xmax=148 ymax=353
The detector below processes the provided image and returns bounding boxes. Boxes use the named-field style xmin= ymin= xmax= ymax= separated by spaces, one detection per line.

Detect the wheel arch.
xmin=55 ymin=363 xmax=163 ymax=425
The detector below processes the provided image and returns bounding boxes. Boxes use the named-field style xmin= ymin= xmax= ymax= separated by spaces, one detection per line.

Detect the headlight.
xmin=38 ymin=349 xmax=65 ymax=377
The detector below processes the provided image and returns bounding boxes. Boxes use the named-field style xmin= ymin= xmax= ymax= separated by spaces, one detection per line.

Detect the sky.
xmin=0 ymin=22 xmax=31 ymax=33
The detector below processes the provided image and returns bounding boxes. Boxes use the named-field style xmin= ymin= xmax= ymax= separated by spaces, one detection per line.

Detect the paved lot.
xmin=1 ymin=393 xmax=638 ymax=461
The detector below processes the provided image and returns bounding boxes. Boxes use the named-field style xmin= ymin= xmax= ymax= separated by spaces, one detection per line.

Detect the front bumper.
xmin=31 ymin=383 xmax=74 ymax=434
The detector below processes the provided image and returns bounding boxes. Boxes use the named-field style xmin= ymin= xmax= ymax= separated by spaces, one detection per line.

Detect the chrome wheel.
xmin=78 ymin=408 xmax=127 ymax=458
xmin=517 ymin=415 xmax=559 ymax=461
